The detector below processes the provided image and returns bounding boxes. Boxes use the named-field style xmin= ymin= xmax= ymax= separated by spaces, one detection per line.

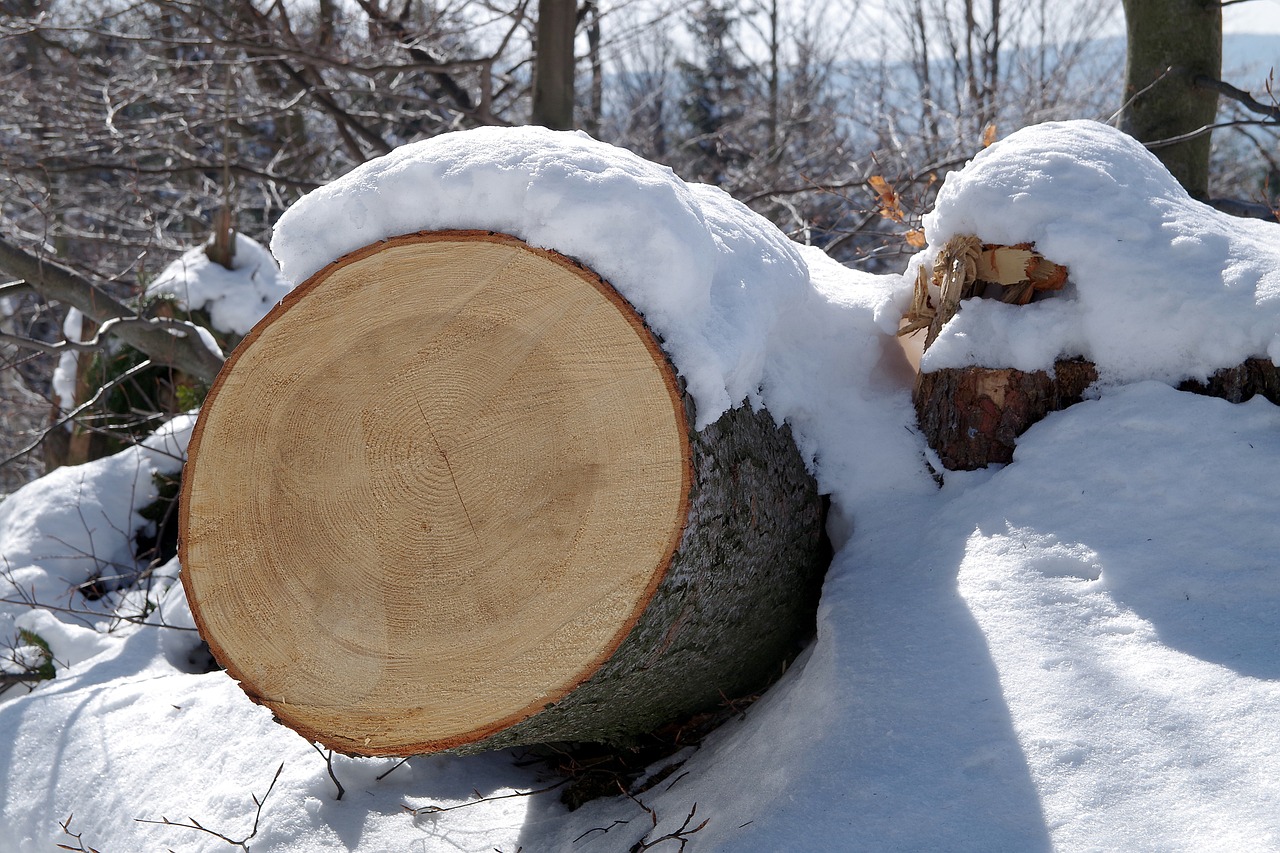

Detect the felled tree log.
xmin=910 ymin=234 xmax=1280 ymax=470
xmin=913 ymin=358 xmax=1098 ymax=470
xmin=918 ymin=355 xmax=1280 ymax=470
xmin=179 ymin=230 xmax=827 ymax=757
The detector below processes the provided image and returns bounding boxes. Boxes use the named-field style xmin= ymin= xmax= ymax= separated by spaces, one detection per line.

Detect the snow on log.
xmin=906 ymin=121 xmax=1280 ymax=470
xmin=179 ymin=228 xmax=826 ymax=756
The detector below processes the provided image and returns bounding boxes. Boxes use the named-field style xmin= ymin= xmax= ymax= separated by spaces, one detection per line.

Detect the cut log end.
xmin=181 ymin=231 xmax=693 ymax=754
xmin=179 ymin=230 xmax=827 ymax=756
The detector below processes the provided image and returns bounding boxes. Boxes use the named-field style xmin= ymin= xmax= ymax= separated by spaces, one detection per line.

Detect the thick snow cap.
xmin=145 ymin=233 xmax=293 ymax=337
xmin=916 ymin=120 xmax=1280 ymax=386
xmin=270 ymin=126 xmax=811 ymax=427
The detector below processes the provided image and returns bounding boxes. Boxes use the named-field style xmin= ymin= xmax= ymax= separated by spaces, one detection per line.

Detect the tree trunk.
xmin=532 ymin=0 xmax=577 ymax=130
xmin=584 ymin=0 xmax=603 ymax=136
xmin=179 ymin=231 xmax=827 ymax=756
xmin=1119 ymin=0 xmax=1221 ymax=199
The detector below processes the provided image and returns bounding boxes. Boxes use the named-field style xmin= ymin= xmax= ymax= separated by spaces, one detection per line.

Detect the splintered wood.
xmin=902 ymin=234 xmax=1082 ymax=470
xmin=900 ymin=235 xmax=1069 ymax=349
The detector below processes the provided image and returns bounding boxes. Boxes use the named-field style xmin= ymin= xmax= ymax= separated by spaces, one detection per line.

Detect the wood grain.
xmin=180 ymin=231 xmax=691 ymax=754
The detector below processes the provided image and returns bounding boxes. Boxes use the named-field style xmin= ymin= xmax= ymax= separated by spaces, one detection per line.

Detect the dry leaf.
xmin=868 ymin=174 xmax=905 ymax=222
xmin=982 ymin=123 xmax=997 ymax=148
xmin=905 ymin=229 xmax=927 ymax=248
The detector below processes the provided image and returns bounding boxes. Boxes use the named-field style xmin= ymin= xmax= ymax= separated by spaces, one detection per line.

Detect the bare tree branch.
xmin=0 ymin=235 xmax=224 ymax=383
xmin=1144 ymin=118 xmax=1277 ymax=149
xmin=269 ymin=57 xmax=395 ymax=156
xmin=1195 ymin=74 xmax=1280 ymax=120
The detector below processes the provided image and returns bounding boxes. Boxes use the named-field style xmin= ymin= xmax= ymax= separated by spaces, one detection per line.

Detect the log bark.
xmin=917 ymin=356 xmax=1280 ymax=471
xmin=179 ymin=230 xmax=827 ymax=756
xmin=1178 ymin=357 xmax=1280 ymax=406
xmin=913 ymin=358 xmax=1098 ymax=471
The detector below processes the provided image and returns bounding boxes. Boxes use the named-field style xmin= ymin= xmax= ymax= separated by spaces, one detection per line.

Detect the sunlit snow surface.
xmin=2 ymin=121 xmax=1279 ymax=852
xmin=917 ymin=121 xmax=1280 ymax=383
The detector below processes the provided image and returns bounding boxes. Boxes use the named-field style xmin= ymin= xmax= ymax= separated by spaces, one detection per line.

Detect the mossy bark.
xmin=1120 ymin=0 xmax=1222 ymax=199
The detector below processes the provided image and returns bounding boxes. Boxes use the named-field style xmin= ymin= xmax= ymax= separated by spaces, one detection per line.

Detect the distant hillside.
xmin=1223 ymin=33 xmax=1280 ymax=75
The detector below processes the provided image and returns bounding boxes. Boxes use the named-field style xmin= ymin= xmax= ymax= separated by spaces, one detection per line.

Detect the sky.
xmin=1090 ymin=0 xmax=1280 ymax=35
xmin=812 ymin=0 xmax=1280 ymax=65
xmin=1219 ymin=0 xmax=1280 ymax=33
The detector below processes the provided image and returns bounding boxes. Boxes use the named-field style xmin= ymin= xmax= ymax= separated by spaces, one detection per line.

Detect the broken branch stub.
xmin=904 ymin=234 xmax=1086 ymax=470
xmin=900 ymin=236 xmax=1070 ymax=348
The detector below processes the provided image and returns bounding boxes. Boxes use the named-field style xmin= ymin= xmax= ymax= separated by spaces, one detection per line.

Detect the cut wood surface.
xmin=180 ymin=230 xmax=826 ymax=756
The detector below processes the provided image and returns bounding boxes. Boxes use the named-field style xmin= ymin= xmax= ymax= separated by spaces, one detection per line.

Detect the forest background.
xmin=0 ymin=0 xmax=1277 ymax=493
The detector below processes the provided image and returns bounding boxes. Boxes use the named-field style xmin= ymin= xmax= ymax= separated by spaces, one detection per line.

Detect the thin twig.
xmin=1105 ymin=65 xmax=1175 ymax=126
xmin=374 ymin=756 xmax=411 ymax=781
xmin=136 ymin=762 xmax=284 ymax=851
xmin=56 ymin=813 xmax=104 ymax=853
xmin=0 ymin=357 xmax=155 ymax=467
xmin=573 ymin=818 xmax=632 ymax=843
xmin=403 ymin=779 xmax=568 ymax=816
xmin=629 ymin=803 xmax=709 ymax=853
xmin=1144 ymin=118 xmax=1278 ymax=149
xmin=311 ymin=743 xmax=346 ymax=801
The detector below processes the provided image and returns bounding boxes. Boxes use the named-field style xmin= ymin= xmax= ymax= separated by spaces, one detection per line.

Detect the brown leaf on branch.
xmin=868 ymin=175 xmax=906 ymax=222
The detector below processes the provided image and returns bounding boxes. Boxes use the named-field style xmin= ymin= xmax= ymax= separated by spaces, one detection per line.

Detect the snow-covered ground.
xmin=2 ymin=121 xmax=1278 ymax=852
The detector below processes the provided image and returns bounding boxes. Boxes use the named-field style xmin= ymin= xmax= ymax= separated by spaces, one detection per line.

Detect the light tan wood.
xmin=180 ymin=231 xmax=691 ymax=755
xmin=975 ymin=245 xmax=1037 ymax=285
